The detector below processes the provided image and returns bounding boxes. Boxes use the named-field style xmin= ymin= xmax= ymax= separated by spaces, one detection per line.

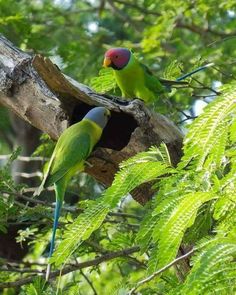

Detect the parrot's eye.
xmin=115 ymin=55 xmax=118 ymax=58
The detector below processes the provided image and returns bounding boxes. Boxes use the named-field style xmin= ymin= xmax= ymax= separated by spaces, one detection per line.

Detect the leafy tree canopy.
xmin=0 ymin=0 xmax=236 ymax=294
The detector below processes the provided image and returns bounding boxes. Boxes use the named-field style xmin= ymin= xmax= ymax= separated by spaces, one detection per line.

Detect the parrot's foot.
xmin=45 ymin=264 xmax=51 ymax=281
xmin=85 ymin=160 xmax=93 ymax=168
xmin=102 ymin=93 xmax=130 ymax=105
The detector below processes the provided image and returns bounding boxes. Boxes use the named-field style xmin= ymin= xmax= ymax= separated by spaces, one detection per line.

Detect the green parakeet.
xmin=103 ymin=48 xmax=213 ymax=103
xmin=34 ymin=107 xmax=110 ymax=280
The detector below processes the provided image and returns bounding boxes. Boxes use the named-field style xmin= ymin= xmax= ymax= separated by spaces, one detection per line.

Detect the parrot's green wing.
xmin=45 ymin=132 xmax=91 ymax=187
xmin=141 ymin=63 xmax=188 ymax=95
xmin=140 ymin=63 xmax=166 ymax=95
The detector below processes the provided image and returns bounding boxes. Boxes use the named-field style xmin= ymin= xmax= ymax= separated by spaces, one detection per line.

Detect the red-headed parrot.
xmin=103 ymin=48 xmax=213 ymax=103
xmin=34 ymin=107 xmax=111 ymax=280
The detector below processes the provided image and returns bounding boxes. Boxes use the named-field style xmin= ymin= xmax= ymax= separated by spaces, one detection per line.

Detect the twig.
xmin=2 ymin=190 xmax=140 ymax=221
xmin=80 ymin=270 xmax=98 ymax=295
xmin=108 ymin=212 xmax=141 ymax=220
xmin=22 ymin=186 xmax=54 ymax=193
xmin=126 ymin=256 xmax=147 ymax=269
xmin=0 ymin=246 xmax=140 ymax=289
xmin=177 ymin=116 xmax=198 ymax=124
xmin=1 ymin=190 xmax=79 ymax=212
xmin=104 ymin=218 xmax=139 ymax=228
xmin=190 ymin=77 xmax=220 ymax=95
xmin=0 ymin=155 xmax=48 ymax=162
xmin=13 ymin=172 xmax=43 ymax=178
xmin=113 ymin=0 xmax=161 ymax=16
xmin=212 ymin=66 xmax=236 ymax=80
xmin=106 ymin=0 xmax=141 ymax=32
xmin=0 ymin=266 xmax=42 ymax=274
xmin=191 ymin=94 xmax=216 ymax=100
xmin=3 ymin=261 xmax=47 ymax=267
xmin=13 ymin=200 xmax=27 ymax=208
xmin=85 ymin=240 xmax=107 ymax=254
xmin=4 ymin=221 xmax=52 ymax=226
xmin=176 ymin=21 xmax=236 ymax=38
xmin=128 ymin=248 xmax=195 ymax=295
xmin=174 ymin=106 xmax=198 ymax=124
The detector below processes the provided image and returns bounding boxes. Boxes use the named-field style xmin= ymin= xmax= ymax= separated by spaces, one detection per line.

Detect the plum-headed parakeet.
xmin=34 ymin=107 xmax=111 ymax=280
xmin=103 ymin=48 xmax=212 ymax=103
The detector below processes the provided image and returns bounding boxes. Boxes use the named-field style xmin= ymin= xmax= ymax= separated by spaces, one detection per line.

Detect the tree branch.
xmin=128 ymin=249 xmax=195 ymax=294
xmin=0 ymin=34 xmax=183 ymax=205
xmin=0 ymin=155 xmax=49 ymax=161
xmin=176 ymin=21 xmax=236 ymax=38
xmin=2 ymin=190 xmax=141 ymax=220
xmin=0 ymin=246 xmax=140 ymax=289
xmin=113 ymin=0 xmax=161 ymax=16
xmin=80 ymin=269 xmax=98 ymax=295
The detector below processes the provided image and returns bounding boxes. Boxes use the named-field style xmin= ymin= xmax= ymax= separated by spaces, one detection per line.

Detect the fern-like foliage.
xmin=90 ymin=67 xmax=118 ymax=93
xmin=162 ymin=59 xmax=183 ymax=80
xmin=133 ymin=83 xmax=236 ymax=291
xmin=52 ymin=147 xmax=171 ymax=266
xmin=51 ymin=201 xmax=109 ymax=266
xmin=19 ymin=277 xmax=53 ymax=295
xmin=182 ymin=83 xmax=236 ymax=170
xmin=50 ymin=82 xmax=236 ymax=293
xmin=0 ymin=148 xmax=22 ymax=232
xmin=149 ymin=192 xmax=215 ymax=272
xmin=178 ymin=237 xmax=236 ymax=295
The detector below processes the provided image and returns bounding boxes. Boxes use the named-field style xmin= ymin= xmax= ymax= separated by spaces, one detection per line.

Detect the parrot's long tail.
xmin=45 ymin=197 xmax=62 ymax=281
xmin=176 ymin=63 xmax=214 ymax=81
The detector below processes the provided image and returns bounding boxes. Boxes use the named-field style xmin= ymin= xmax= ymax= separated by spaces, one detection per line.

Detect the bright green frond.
xmin=149 ymin=192 xmax=215 ymax=272
xmin=51 ymin=201 xmax=109 ymax=266
xmin=182 ymin=83 xmax=236 ymax=170
xmin=181 ymin=239 xmax=236 ymax=294
xmin=52 ymin=147 xmax=171 ymax=266
xmin=90 ymin=67 xmax=118 ymax=93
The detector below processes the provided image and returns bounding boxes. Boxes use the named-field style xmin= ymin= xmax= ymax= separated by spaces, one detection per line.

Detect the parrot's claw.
xmin=112 ymin=97 xmax=130 ymax=105
xmin=102 ymin=93 xmax=130 ymax=105
xmin=85 ymin=160 xmax=93 ymax=168
xmin=45 ymin=264 xmax=51 ymax=281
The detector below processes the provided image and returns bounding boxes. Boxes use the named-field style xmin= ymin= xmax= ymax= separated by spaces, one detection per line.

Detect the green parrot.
xmin=103 ymin=48 xmax=213 ymax=103
xmin=34 ymin=107 xmax=110 ymax=280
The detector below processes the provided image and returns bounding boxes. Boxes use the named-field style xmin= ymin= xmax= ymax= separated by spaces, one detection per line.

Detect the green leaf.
xmin=90 ymin=67 xmax=117 ymax=93
xmin=182 ymin=83 xmax=236 ymax=170
xmin=53 ymin=147 xmax=171 ymax=266
xmin=182 ymin=238 xmax=236 ymax=294
xmin=149 ymin=192 xmax=215 ymax=272
xmin=51 ymin=201 xmax=109 ymax=266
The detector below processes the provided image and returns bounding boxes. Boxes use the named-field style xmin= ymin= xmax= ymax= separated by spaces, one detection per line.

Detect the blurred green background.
xmin=1 ymin=0 xmax=236 ymax=294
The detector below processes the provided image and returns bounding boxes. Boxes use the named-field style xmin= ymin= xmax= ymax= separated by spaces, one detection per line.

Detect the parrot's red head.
xmin=103 ymin=48 xmax=131 ymax=70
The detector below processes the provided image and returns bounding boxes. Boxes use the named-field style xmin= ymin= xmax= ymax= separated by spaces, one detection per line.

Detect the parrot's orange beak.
xmin=103 ymin=57 xmax=111 ymax=67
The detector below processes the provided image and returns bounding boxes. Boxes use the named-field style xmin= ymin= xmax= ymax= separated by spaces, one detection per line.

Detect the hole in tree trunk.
xmin=71 ymin=103 xmax=138 ymax=151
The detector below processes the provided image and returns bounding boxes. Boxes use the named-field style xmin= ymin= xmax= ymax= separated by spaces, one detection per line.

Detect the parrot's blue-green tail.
xmin=45 ymin=197 xmax=62 ymax=281
xmin=176 ymin=63 xmax=214 ymax=82
xmin=49 ymin=199 xmax=62 ymax=257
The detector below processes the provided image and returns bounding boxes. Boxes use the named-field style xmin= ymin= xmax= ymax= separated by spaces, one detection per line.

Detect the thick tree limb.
xmin=0 ymin=35 xmax=183 ymax=205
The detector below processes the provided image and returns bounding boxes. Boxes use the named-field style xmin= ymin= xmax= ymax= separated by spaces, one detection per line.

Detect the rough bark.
xmin=0 ymin=35 xmax=183 ymax=205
